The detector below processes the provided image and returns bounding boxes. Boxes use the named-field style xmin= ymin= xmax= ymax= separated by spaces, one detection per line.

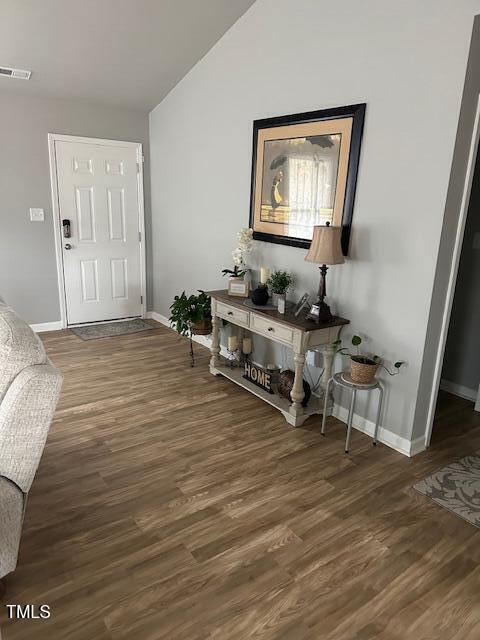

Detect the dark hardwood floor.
xmin=1 ymin=322 xmax=479 ymax=639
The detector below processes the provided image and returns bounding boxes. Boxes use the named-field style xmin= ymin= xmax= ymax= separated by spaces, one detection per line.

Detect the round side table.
xmin=321 ymin=372 xmax=384 ymax=453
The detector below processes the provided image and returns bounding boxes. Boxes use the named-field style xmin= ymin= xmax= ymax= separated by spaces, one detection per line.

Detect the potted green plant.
xmin=169 ymin=290 xmax=212 ymax=366
xmin=267 ymin=271 xmax=295 ymax=313
xmin=334 ymin=335 xmax=405 ymax=384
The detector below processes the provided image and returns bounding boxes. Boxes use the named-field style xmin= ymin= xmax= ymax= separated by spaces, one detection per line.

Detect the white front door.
xmin=54 ymin=138 xmax=144 ymax=325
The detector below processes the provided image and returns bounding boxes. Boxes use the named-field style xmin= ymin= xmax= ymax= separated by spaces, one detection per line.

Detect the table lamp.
xmin=304 ymin=222 xmax=344 ymax=323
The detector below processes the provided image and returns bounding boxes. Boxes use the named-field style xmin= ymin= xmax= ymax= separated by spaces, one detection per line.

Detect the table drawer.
xmin=250 ymin=314 xmax=298 ymax=346
xmin=216 ymin=301 xmax=250 ymax=327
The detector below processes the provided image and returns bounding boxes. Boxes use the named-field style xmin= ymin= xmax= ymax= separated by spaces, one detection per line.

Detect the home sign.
xmin=243 ymin=361 xmax=273 ymax=394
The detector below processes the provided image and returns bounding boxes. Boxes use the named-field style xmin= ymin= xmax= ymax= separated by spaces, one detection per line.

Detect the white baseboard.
xmin=145 ymin=310 xmax=168 ymax=323
xmin=146 ymin=311 xmax=424 ymax=457
xmin=440 ymin=378 xmax=477 ymax=402
xmin=331 ymin=404 xmax=425 ymax=457
xmin=146 ymin=311 xmax=214 ymax=349
xmin=145 ymin=311 xmax=168 ymax=324
xmin=30 ymin=321 xmax=63 ymax=333
xmin=409 ymin=435 xmax=427 ymax=457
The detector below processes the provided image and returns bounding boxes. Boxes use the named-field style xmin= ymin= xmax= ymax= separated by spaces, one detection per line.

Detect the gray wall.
xmin=150 ymin=0 xmax=480 ymax=443
xmin=412 ymin=15 xmax=480 ymax=438
xmin=0 ymin=92 xmax=151 ymax=324
xmin=442 ymin=153 xmax=480 ymax=392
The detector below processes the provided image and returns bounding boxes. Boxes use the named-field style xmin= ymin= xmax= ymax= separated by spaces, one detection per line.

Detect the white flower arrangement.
xmin=232 ymin=228 xmax=253 ymax=267
xmin=222 ymin=228 xmax=253 ymax=278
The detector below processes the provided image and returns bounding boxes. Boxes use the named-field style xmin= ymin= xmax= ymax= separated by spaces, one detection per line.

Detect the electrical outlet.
xmin=29 ymin=208 xmax=44 ymax=222
xmin=306 ymin=350 xmax=323 ymax=368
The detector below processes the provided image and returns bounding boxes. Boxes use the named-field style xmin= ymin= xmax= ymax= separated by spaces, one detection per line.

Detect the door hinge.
xmin=138 ymin=231 xmax=141 ymax=242
xmin=136 ymin=162 xmax=141 ymax=174
xmin=140 ymin=295 xmax=143 ymax=304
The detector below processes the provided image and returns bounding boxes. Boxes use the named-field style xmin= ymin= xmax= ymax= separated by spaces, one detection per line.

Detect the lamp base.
xmin=306 ymin=300 xmax=334 ymax=324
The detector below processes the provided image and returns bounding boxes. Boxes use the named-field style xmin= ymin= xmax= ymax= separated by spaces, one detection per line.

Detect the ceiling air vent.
xmin=0 ymin=66 xmax=31 ymax=80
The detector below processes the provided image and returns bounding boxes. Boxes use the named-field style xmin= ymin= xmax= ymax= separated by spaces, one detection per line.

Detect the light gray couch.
xmin=0 ymin=300 xmax=62 ymax=579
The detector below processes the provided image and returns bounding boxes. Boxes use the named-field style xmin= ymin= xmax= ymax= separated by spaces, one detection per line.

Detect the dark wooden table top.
xmin=207 ymin=290 xmax=349 ymax=333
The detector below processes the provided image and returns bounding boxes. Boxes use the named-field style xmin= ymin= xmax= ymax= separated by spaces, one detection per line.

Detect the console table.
xmin=207 ymin=290 xmax=349 ymax=427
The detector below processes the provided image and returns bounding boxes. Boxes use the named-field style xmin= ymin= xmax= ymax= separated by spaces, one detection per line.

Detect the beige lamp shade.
xmin=305 ymin=225 xmax=345 ymax=265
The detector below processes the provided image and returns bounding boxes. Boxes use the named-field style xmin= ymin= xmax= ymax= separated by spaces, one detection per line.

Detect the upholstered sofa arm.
xmin=0 ymin=475 xmax=24 ymax=579
xmin=0 ymin=363 xmax=62 ymax=494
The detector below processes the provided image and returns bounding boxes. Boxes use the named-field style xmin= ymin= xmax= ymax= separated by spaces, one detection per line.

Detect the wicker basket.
xmin=191 ymin=319 xmax=212 ymax=336
xmin=277 ymin=370 xmax=311 ymax=407
xmin=350 ymin=357 xmax=378 ymax=384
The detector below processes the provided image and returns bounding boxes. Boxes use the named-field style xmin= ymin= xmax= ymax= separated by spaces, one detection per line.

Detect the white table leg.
xmin=209 ymin=315 xmax=221 ymax=372
xmin=322 ymin=344 xmax=335 ymax=396
xmin=289 ymin=351 xmax=306 ymax=422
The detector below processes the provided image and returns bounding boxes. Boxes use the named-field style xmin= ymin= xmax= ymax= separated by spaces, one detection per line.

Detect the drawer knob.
xmin=227 ymin=311 xmax=233 ymax=316
xmin=268 ymin=327 xmax=274 ymax=332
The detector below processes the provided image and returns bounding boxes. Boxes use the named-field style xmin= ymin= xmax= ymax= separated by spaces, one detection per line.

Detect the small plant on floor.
xmin=334 ymin=335 xmax=405 ymax=384
xmin=169 ymin=290 xmax=211 ymax=367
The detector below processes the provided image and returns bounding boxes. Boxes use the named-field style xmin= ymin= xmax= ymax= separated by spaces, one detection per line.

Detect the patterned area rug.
xmin=70 ymin=319 xmax=153 ymax=340
xmin=414 ymin=453 xmax=480 ymax=527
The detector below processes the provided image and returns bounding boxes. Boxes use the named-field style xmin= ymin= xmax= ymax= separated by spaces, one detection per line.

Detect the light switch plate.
xmin=29 ymin=208 xmax=44 ymax=222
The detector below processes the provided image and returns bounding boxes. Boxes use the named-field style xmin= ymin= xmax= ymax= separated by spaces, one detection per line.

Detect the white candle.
xmin=228 ymin=335 xmax=238 ymax=351
xmin=260 ymin=267 xmax=270 ymax=284
xmin=242 ymin=337 xmax=252 ymax=354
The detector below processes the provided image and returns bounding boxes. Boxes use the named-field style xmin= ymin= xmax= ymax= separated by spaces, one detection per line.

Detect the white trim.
xmin=30 ymin=321 xmax=63 ymax=333
xmin=68 ymin=316 xmax=141 ymax=328
xmin=47 ymin=133 xmax=146 ymax=328
xmin=136 ymin=145 xmax=147 ymax=322
xmin=332 ymin=405 xmax=425 ymax=457
xmin=424 ymin=95 xmax=480 ymax=448
xmin=146 ymin=310 xmax=169 ymax=324
xmin=47 ymin=134 xmax=141 ymax=148
xmin=146 ymin=311 xmax=214 ymax=350
xmin=48 ymin=134 xmax=67 ymax=328
xmin=440 ymin=378 xmax=478 ymax=402
xmin=410 ymin=436 xmax=428 ymax=457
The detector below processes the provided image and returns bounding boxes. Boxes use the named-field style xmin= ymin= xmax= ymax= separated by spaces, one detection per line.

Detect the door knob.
xmin=64 ymin=243 xmax=72 ymax=250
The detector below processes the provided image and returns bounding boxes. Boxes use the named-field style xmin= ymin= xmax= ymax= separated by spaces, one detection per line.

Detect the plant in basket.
xmin=169 ymin=290 xmax=212 ymax=366
xmin=334 ymin=335 xmax=404 ymax=384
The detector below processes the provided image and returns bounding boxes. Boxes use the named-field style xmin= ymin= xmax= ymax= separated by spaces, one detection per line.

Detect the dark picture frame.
xmin=249 ymin=103 xmax=366 ymax=255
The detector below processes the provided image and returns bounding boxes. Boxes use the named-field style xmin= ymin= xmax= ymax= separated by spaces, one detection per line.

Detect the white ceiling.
xmin=0 ymin=0 xmax=256 ymax=112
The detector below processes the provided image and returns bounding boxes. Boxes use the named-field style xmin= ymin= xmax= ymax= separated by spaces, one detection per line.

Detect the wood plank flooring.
xmin=1 ymin=321 xmax=480 ymax=639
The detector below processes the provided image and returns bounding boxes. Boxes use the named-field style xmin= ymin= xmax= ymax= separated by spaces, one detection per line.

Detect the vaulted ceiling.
xmin=0 ymin=0 xmax=256 ymax=111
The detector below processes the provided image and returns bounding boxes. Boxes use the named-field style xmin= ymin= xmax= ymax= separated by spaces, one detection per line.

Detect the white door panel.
xmin=55 ymin=140 xmax=142 ymax=324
